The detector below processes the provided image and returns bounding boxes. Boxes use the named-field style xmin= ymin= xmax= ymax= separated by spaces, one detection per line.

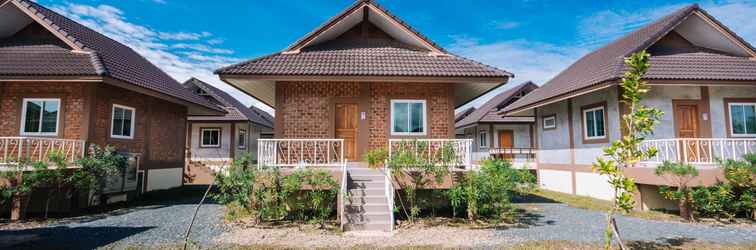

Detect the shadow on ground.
xmin=0 ymin=226 xmax=154 ymax=250
xmin=2 ymin=186 xmax=216 ymax=226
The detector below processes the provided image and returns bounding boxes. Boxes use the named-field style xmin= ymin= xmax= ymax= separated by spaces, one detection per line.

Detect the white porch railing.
xmin=257 ymin=139 xmax=346 ymax=168
xmin=0 ymin=137 xmax=86 ymax=166
xmin=640 ymin=138 xmax=756 ymax=165
xmin=387 ymin=139 xmax=473 ymax=169
xmin=384 ymin=163 xmax=394 ymax=232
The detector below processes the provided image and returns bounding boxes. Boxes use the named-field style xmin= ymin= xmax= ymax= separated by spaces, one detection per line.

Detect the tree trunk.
xmin=679 ymin=199 xmax=693 ymax=221
xmin=10 ymin=195 xmax=22 ymax=221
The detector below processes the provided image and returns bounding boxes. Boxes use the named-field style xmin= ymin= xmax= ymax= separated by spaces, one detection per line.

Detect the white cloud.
xmin=158 ymin=31 xmax=211 ymax=41
xmin=576 ymin=1 xmax=756 ymax=49
xmin=490 ymin=21 xmax=520 ymax=30
xmin=575 ymin=4 xmax=685 ymax=48
xmin=49 ymin=3 xmax=274 ymax=115
xmin=449 ymin=36 xmax=588 ymax=112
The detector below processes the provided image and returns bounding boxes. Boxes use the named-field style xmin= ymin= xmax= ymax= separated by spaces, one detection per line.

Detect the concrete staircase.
xmin=344 ymin=165 xmax=393 ymax=232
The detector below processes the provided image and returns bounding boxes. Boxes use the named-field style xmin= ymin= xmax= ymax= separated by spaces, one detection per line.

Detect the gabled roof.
xmin=216 ymin=0 xmax=512 ymax=108
xmin=284 ymin=0 xmax=445 ymax=54
xmin=184 ymin=78 xmax=273 ymax=128
xmin=0 ymin=0 xmax=222 ymax=113
xmin=455 ymin=107 xmax=476 ymax=123
xmin=504 ymin=4 xmax=756 ymax=114
xmin=456 ymin=82 xmax=538 ymax=128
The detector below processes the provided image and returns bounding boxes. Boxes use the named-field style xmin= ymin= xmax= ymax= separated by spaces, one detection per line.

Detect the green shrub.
xmin=211 ymin=160 xmax=256 ymax=207
xmin=655 ymin=161 xmax=699 ymax=221
xmin=447 ymin=159 xmax=535 ymax=222
xmin=303 ymin=169 xmax=338 ymax=228
xmin=682 ymin=155 xmax=756 ymax=221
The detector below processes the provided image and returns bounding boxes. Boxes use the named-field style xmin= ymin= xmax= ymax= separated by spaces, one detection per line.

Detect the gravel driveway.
xmin=498 ymin=203 xmax=756 ymax=245
xmin=0 ymin=188 xmax=229 ymax=249
xmin=1 ymin=190 xmax=753 ymax=249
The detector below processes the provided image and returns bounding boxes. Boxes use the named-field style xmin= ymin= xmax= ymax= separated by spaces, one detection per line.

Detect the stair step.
xmin=348 ymin=182 xmax=384 ymax=189
xmin=344 ymin=222 xmax=392 ymax=232
xmin=346 ymin=212 xmax=392 ymax=223
xmin=347 ymin=195 xmax=387 ymax=204
xmin=348 ymin=188 xmax=384 ymax=196
xmin=346 ymin=204 xmax=389 ymax=214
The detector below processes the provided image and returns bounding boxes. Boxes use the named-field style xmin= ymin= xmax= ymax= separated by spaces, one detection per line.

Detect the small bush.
xmin=447 ymin=159 xmax=535 ymax=222
xmin=655 ymin=161 xmax=699 ymax=221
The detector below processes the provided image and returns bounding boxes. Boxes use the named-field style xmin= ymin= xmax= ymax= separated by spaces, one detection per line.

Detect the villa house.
xmin=0 ymin=0 xmax=223 ymax=213
xmin=183 ymin=78 xmax=273 ymax=184
xmin=215 ymin=0 xmax=512 ymax=231
xmin=503 ymin=4 xmax=756 ymax=211
xmin=455 ymin=82 xmax=538 ymax=168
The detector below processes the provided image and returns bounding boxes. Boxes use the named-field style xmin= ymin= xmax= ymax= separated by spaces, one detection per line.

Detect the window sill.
xmin=582 ymin=137 xmax=609 ymax=144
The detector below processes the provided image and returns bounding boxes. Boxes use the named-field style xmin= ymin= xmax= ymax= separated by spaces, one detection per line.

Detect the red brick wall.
xmin=0 ymin=82 xmax=87 ymax=139
xmin=276 ymin=81 xmax=455 ymax=151
xmin=369 ymin=82 xmax=454 ymax=149
xmin=91 ymin=84 xmax=187 ymax=169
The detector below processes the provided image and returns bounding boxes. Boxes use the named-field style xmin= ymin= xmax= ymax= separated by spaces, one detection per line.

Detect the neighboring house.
xmin=182 ymin=78 xmax=273 ymax=184
xmin=0 ymin=0 xmax=223 ymax=206
xmin=455 ymin=82 xmax=539 ymax=168
xmin=215 ymin=0 xmax=512 ymax=231
xmin=504 ymin=4 xmax=756 ymax=211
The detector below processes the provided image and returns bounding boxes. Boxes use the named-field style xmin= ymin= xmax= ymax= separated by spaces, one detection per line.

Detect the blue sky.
xmin=38 ymin=0 xmax=756 ymax=114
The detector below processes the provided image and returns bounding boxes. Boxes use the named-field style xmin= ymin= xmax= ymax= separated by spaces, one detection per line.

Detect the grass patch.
xmin=527 ymin=189 xmax=680 ymax=221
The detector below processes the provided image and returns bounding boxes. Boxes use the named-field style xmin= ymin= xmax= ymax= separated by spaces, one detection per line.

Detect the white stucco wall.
xmin=574 ymin=172 xmax=614 ymax=200
xmin=709 ymin=85 xmax=756 ymax=138
xmin=465 ymin=123 xmax=534 ymax=168
xmin=146 ymin=168 xmax=183 ymax=191
xmin=190 ymin=123 xmax=232 ymax=161
xmin=641 ymin=85 xmax=701 ymax=140
xmin=538 ymin=169 xmax=572 ymax=193
xmin=537 ymin=101 xmax=572 ymax=164
xmin=570 ymin=88 xmax=620 ymax=165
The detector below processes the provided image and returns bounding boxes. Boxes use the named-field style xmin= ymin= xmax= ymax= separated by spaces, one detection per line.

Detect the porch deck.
xmin=0 ymin=137 xmax=86 ymax=171
xmin=639 ymin=138 xmax=756 ymax=167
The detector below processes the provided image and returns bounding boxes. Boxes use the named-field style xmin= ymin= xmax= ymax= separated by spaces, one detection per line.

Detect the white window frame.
xmin=390 ymin=99 xmax=427 ymax=136
xmin=200 ymin=128 xmax=221 ymax=148
xmin=583 ymin=106 xmax=607 ymax=140
xmin=110 ymin=104 xmax=136 ymax=139
xmin=238 ymin=129 xmax=247 ymax=149
xmin=543 ymin=115 xmax=556 ymax=129
xmin=479 ymin=130 xmax=488 ymax=148
xmin=728 ymin=102 xmax=756 ymax=137
xmin=20 ymin=98 xmax=61 ymax=136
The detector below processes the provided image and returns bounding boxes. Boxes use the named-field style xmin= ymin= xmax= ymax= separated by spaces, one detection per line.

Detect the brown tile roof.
xmin=456 ymin=82 xmax=538 ymax=128
xmin=504 ymin=4 xmax=756 ymax=114
xmin=0 ymin=43 xmax=99 ymax=76
xmin=216 ymin=39 xmax=510 ymax=78
xmin=185 ymin=78 xmax=273 ymax=128
xmin=286 ymin=0 xmax=445 ymax=53
xmin=4 ymin=0 xmax=221 ymax=112
xmin=455 ymin=107 xmax=476 ymax=123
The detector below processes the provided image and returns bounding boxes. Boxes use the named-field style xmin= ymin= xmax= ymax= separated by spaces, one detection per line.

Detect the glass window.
xmin=583 ymin=106 xmax=606 ymax=140
xmin=201 ymin=128 xmax=221 ymax=147
xmin=111 ymin=104 xmax=135 ymax=139
xmin=729 ymin=103 xmax=756 ymax=136
xmin=391 ymin=100 xmax=426 ymax=135
xmin=238 ymin=129 xmax=247 ymax=149
xmin=21 ymin=98 xmax=60 ymax=136
xmin=479 ymin=130 xmax=488 ymax=148
xmin=543 ymin=115 xmax=556 ymax=129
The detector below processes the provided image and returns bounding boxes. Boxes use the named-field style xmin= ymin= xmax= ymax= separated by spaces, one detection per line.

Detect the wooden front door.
xmin=674 ymin=103 xmax=701 ymax=161
xmin=498 ymin=130 xmax=514 ymax=160
xmin=335 ymin=103 xmax=359 ymax=161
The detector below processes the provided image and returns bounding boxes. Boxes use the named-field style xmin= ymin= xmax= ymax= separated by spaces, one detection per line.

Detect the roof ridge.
xmin=86 ymin=51 xmax=108 ymax=75
xmin=214 ymin=52 xmax=281 ymax=75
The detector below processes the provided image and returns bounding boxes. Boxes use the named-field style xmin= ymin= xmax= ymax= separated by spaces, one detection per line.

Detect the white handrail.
xmin=640 ymin=138 xmax=756 ymax=165
xmin=257 ymin=139 xmax=345 ymax=168
xmin=0 ymin=137 xmax=86 ymax=166
xmin=339 ymin=159 xmax=348 ymax=230
xmin=388 ymin=139 xmax=474 ymax=170
xmin=384 ymin=161 xmax=394 ymax=232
